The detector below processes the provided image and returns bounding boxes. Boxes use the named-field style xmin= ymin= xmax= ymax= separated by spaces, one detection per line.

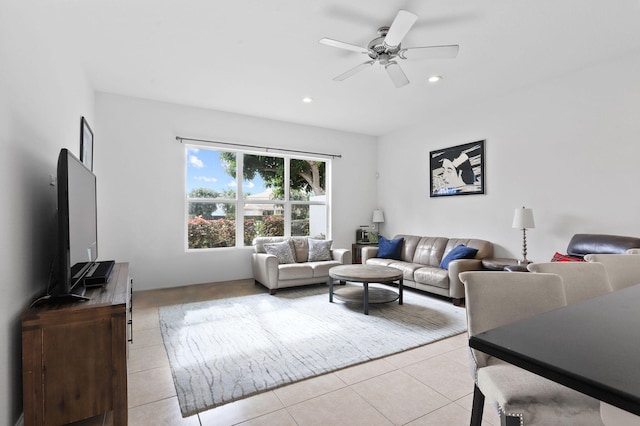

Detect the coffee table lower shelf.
xmin=329 ymin=265 xmax=404 ymax=315
xmin=332 ymin=286 xmax=400 ymax=305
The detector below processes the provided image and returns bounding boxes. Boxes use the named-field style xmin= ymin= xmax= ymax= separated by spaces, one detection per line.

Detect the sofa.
xmin=362 ymin=234 xmax=494 ymax=305
xmin=252 ymin=236 xmax=351 ymax=294
xmin=565 ymin=233 xmax=640 ymax=258
xmin=502 ymin=233 xmax=640 ymax=272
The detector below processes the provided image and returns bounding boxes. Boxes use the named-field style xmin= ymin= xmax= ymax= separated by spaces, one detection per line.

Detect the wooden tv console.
xmin=22 ymin=262 xmax=131 ymax=426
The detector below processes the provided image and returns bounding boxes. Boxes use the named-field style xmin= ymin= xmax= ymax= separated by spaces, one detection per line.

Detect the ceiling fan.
xmin=319 ymin=9 xmax=459 ymax=88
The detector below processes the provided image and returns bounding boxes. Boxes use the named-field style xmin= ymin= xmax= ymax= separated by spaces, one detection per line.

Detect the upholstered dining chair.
xmin=584 ymin=253 xmax=640 ymax=290
xmin=460 ymin=271 xmax=605 ymax=426
xmin=600 ymin=402 xmax=640 ymax=425
xmin=527 ymin=262 xmax=613 ymax=304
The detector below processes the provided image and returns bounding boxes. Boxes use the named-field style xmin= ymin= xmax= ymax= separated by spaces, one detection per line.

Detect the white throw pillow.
xmin=264 ymin=241 xmax=296 ymax=264
xmin=308 ymin=239 xmax=333 ymax=262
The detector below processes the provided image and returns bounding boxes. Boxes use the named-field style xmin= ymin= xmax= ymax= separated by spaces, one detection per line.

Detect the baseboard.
xmin=15 ymin=413 xmax=23 ymax=426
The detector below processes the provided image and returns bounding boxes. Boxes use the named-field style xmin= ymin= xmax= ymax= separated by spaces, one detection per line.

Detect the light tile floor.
xmin=73 ymin=279 xmax=500 ymax=426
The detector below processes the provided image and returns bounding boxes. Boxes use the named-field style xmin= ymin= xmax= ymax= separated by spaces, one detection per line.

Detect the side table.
xmin=482 ymin=258 xmax=528 ymax=272
xmin=352 ymin=242 xmax=378 ymax=264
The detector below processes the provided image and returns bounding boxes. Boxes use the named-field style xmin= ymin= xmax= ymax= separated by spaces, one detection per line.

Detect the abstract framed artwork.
xmin=429 ymin=140 xmax=485 ymax=197
xmin=80 ymin=116 xmax=94 ymax=171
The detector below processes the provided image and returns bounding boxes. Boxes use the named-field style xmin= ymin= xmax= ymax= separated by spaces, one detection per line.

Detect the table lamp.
xmin=372 ymin=209 xmax=385 ymax=230
xmin=512 ymin=206 xmax=535 ymax=264
xmin=370 ymin=209 xmax=385 ymax=242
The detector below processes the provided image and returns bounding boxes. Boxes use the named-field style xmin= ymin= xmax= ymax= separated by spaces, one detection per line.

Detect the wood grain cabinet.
xmin=22 ymin=263 xmax=131 ymax=426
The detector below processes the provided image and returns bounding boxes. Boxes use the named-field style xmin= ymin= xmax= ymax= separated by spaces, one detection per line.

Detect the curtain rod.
xmin=175 ymin=136 xmax=342 ymax=159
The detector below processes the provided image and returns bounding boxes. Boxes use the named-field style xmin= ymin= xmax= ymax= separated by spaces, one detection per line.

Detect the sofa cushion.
xmin=263 ymin=241 xmax=296 ymax=264
xmin=309 ymin=260 xmax=342 ymax=277
xmin=377 ymin=236 xmax=404 ymax=259
xmin=447 ymin=238 xmax=494 ymax=260
xmin=413 ymin=266 xmax=450 ymax=289
xmin=278 ymin=263 xmax=314 ymax=280
xmin=440 ymin=245 xmax=479 ymax=269
xmin=365 ymin=257 xmax=394 ymax=267
xmin=291 ymin=237 xmax=310 ymax=263
xmin=412 ymin=237 xmax=449 ymax=267
xmin=254 ymin=236 xmax=287 ymax=253
xmin=386 ymin=261 xmax=426 ymax=282
xmin=394 ymin=235 xmax=425 ymax=262
xmin=308 ymin=239 xmax=333 ymax=261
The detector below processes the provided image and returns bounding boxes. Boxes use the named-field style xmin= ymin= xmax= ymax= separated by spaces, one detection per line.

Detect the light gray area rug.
xmin=159 ymin=284 xmax=467 ymax=417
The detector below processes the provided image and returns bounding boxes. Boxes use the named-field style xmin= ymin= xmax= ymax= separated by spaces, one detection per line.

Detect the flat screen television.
xmin=52 ymin=148 xmax=98 ymax=300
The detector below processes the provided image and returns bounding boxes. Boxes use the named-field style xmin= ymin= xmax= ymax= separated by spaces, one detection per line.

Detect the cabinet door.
xmin=41 ymin=314 xmax=113 ymax=425
xmin=22 ymin=263 xmax=129 ymax=426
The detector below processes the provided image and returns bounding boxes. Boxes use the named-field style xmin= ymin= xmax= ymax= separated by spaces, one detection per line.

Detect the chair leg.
xmin=470 ymin=384 xmax=485 ymax=426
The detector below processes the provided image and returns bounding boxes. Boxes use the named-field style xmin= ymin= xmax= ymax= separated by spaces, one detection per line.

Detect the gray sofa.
xmin=252 ymin=236 xmax=351 ymax=294
xmin=362 ymin=234 xmax=493 ymax=305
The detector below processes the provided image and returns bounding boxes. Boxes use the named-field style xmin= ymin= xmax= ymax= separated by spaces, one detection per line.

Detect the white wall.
xmin=0 ymin=3 xmax=94 ymax=424
xmin=378 ymin=51 xmax=640 ymax=261
xmin=96 ymin=94 xmax=377 ymax=291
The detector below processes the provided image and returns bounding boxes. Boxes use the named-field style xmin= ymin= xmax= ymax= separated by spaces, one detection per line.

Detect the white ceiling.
xmin=48 ymin=0 xmax=640 ymax=136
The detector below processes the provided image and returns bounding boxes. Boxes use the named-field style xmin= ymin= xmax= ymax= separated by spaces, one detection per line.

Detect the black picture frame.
xmin=429 ymin=140 xmax=485 ymax=197
xmin=80 ymin=116 xmax=94 ymax=171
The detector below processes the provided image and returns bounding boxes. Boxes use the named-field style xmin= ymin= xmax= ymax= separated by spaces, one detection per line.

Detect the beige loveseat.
xmin=362 ymin=234 xmax=493 ymax=305
xmin=252 ymin=236 xmax=351 ymax=295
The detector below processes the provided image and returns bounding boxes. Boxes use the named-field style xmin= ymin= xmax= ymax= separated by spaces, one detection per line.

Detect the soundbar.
xmin=83 ymin=260 xmax=115 ymax=288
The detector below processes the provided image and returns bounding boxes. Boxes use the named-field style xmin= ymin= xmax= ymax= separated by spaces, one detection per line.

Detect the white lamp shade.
xmin=372 ymin=209 xmax=385 ymax=223
xmin=512 ymin=207 xmax=535 ymax=229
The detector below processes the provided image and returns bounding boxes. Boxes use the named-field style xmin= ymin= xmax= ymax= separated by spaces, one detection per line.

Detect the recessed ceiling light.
xmin=428 ymin=75 xmax=442 ymax=83
xmin=302 ymin=97 xmax=313 ymax=103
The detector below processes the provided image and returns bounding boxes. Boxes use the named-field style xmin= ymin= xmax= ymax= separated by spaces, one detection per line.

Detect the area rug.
xmin=158 ymin=284 xmax=467 ymax=417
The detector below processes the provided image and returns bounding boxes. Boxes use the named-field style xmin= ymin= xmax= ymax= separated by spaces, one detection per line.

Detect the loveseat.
xmin=362 ymin=234 xmax=493 ymax=305
xmin=252 ymin=236 xmax=351 ymax=294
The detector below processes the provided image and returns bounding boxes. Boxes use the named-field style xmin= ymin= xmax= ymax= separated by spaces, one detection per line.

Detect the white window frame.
xmin=185 ymin=143 xmax=331 ymax=250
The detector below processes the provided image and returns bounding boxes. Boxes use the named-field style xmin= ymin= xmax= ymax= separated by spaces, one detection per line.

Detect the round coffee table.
xmin=328 ymin=264 xmax=403 ymax=315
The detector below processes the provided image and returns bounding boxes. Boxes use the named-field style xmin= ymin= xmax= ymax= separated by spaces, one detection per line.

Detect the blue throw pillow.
xmin=440 ymin=245 xmax=479 ymax=269
xmin=377 ymin=236 xmax=404 ymax=260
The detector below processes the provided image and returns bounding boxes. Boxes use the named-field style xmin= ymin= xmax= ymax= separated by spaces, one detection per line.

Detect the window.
xmin=185 ymin=145 xmax=329 ymax=249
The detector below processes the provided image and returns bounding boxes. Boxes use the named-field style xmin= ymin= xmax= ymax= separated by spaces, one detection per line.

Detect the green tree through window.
xmin=220 ymin=153 xmax=326 ymax=197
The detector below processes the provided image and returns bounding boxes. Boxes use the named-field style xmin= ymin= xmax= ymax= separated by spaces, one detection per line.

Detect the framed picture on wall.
xmin=80 ymin=116 xmax=94 ymax=171
xmin=430 ymin=140 xmax=485 ymax=197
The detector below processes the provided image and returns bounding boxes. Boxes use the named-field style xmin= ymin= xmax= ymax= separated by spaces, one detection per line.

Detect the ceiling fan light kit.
xmin=319 ymin=9 xmax=459 ymax=88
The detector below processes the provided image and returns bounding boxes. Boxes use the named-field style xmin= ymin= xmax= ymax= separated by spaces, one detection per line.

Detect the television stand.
xmin=22 ymin=262 xmax=131 ymax=426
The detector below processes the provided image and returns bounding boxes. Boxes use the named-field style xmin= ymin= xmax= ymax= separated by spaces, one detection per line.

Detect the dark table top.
xmin=469 ymin=284 xmax=640 ymax=416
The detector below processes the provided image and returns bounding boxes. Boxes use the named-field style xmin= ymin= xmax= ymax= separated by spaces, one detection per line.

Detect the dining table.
xmin=469 ymin=283 xmax=640 ymax=419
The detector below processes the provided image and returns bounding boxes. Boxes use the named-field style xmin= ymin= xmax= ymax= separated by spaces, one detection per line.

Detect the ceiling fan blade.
xmin=383 ymin=10 xmax=418 ymax=48
xmin=333 ymin=61 xmax=375 ymax=81
xmin=385 ymin=61 xmax=409 ymax=88
xmin=399 ymin=45 xmax=460 ymax=60
xmin=319 ymin=38 xmax=369 ymax=54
